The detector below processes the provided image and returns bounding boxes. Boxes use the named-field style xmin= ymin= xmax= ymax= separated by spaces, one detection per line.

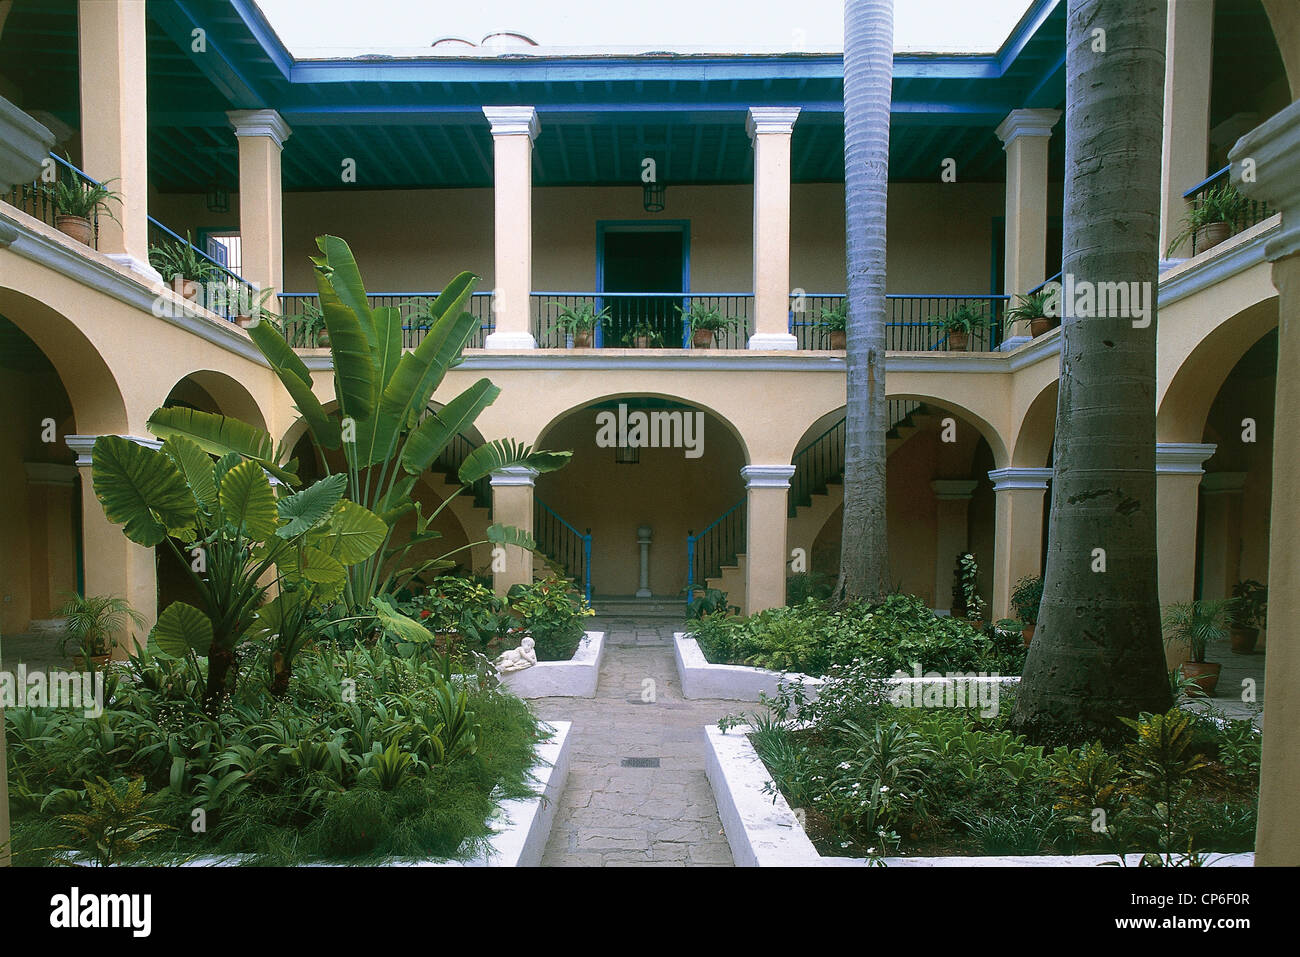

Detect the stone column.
xmin=1230 ymin=98 xmax=1300 ymax=865
xmin=988 ymin=467 xmax=1051 ymax=621
xmin=746 ymin=107 xmax=800 ymax=351
xmin=228 ymin=110 xmax=291 ymax=295
xmin=742 ymin=465 xmax=796 ymax=614
xmin=931 ymin=479 xmax=978 ymax=613
xmin=65 ymin=434 xmax=160 ymax=649
xmin=1198 ymin=471 xmax=1247 ymax=600
xmin=1155 ymin=442 xmax=1216 ymax=615
xmin=995 ymin=108 xmax=1060 ymax=348
xmin=77 ymin=0 xmax=157 ymax=279
xmin=482 ymin=107 xmax=539 ymax=349
xmin=489 ymin=466 xmax=537 ymax=594
xmin=1159 ymin=0 xmax=1215 ymax=256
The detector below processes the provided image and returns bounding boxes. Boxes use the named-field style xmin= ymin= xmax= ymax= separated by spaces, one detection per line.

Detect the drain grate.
xmin=620 ymin=757 xmax=661 ymax=768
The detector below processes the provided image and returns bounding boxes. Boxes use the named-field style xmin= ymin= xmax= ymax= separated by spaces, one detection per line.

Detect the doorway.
xmin=597 ymin=221 xmax=689 ymax=347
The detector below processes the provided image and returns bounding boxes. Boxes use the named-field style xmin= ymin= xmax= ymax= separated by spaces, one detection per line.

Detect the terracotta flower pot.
xmin=1179 ymin=660 xmax=1222 ymax=697
xmin=1022 ymin=623 xmax=1036 ymax=647
xmin=947 ymin=331 xmax=969 ymax=351
xmin=572 ymin=329 xmax=593 ymax=348
xmin=828 ymin=330 xmax=846 ymax=350
xmin=1195 ymin=221 xmax=1232 ymax=253
xmin=692 ymin=328 xmax=715 ymax=349
xmin=1229 ymin=625 xmax=1259 ymax=655
xmin=634 ymin=336 xmax=650 ymax=348
xmin=170 ymin=275 xmax=200 ymax=302
xmin=56 ymin=214 xmax=94 ymax=246
xmin=73 ymin=653 xmax=111 ymax=671
xmin=1030 ymin=317 xmax=1053 ymax=337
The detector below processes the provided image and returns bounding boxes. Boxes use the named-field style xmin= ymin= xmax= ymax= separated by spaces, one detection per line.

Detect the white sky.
xmin=254 ymin=0 xmax=1036 ymax=57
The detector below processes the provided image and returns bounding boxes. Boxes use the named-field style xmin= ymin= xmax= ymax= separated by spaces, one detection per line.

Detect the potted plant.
xmin=56 ymin=592 xmax=144 ymax=672
xmin=234 ymin=285 xmax=278 ymax=331
xmin=1167 ymin=183 xmax=1250 ymax=256
xmin=937 ymin=304 xmax=987 ymax=351
xmin=42 ymin=170 xmax=122 ymax=246
xmin=1004 ymin=290 xmax=1057 ymax=339
xmin=148 ymin=231 xmax=221 ymax=302
xmin=552 ymin=301 xmax=610 ymax=348
xmin=1008 ymin=574 xmax=1044 ymax=646
xmin=676 ymin=302 xmax=737 ymax=348
xmin=817 ymin=303 xmax=848 ymax=349
xmin=1162 ymin=599 xmax=1232 ymax=697
xmin=1228 ymin=579 xmax=1267 ymax=654
xmin=620 ymin=322 xmax=664 ymax=348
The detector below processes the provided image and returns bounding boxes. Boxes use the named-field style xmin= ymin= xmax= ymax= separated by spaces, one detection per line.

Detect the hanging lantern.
xmin=614 ymin=445 xmax=640 ymax=465
xmin=206 ymin=182 xmax=230 ymax=213
xmin=642 ymin=182 xmax=665 ymax=213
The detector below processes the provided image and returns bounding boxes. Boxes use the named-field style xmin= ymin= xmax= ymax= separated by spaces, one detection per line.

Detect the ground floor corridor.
xmin=532 ymin=611 xmax=738 ymax=866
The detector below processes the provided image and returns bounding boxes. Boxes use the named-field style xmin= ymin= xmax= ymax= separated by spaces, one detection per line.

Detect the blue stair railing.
xmin=534 ymin=497 xmax=592 ymax=604
xmin=685 ymin=498 xmax=746 ymax=606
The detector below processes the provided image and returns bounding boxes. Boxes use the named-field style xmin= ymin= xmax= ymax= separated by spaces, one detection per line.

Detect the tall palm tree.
xmin=1012 ymin=0 xmax=1172 ymax=741
xmin=833 ymin=0 xmax=893 ymax=603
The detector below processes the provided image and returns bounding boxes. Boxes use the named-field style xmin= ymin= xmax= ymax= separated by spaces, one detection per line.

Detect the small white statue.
xmin=494 ymin=636 xmax=537 ymax=673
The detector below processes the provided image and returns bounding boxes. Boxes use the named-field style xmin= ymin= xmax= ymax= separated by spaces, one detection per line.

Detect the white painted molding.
xmin=489 ymin=465 xmax=539 ymax=487
xmin=105 ymin=252 xmax=163 ymax=283
xmin=988 ymin=467 xmax=1052 ymax=492
xmin=23 ymin=462 xmax=78 ymax=486
xmin=227 ymin=109 xmax=292 ymax=149
xmin=1230 ymin=99 xmax=1300 ymax=262
xmin=483 ymin=330 xmax=537 ymax=350
xmin=746 ymin=106 xmax=801 ymax=139
xmin=482 ymin=106 xmax=539 ymax=140
xmin=998 ymin=334 xmax=1032 ymax=352
xmin=1156 ymin=442 xmax=1217 ymax=475
xmin=995 ymin=108 xmax=1061 ymax=146
xmin=0 ymin=95 xmax=56 ymax=192
xmin=931 ymin=478 xmax=979 ymax=500
xmin=741 ymin=464 xmax=796 ymax=489
xmin=65 ymin=434 xmax=161 ymax=467
xmin=746 ymin=332 xmax=800 ymax=351
xmin=1200 ymin=471 xmax=1248 ymax=495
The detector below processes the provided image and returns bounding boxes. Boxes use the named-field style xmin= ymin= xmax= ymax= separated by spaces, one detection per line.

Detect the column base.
xmin=484 ymin=331 xmax=537 ymax=350
xmin=106 ymin=253 xmax=163 ymax=284
xmin=747 ymin=333 xmax=799 ymax=351
xmin=635 ymin=588 xmax=653 ymax=598
xmin=999 ymin=335 xmax=1032 ymax=352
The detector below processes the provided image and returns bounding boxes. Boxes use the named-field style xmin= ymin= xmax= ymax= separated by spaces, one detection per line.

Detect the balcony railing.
xmin=1181 ymin=165 xmax=1275 ymax=257
xmin=532 ymin=292 xmax=753 ymax=349
xmin=790 ymin=293 xmax=1009 ymax=351
xmin=277 ymin=292 xmax=495 ymax=349
xmin=3 ymin=153 xmax=101 ymax=248
xmin=146 ymin=216 xmax=258 ymax=322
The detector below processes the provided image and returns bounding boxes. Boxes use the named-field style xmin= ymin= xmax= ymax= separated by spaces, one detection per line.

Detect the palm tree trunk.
xmin=1011 ymin=0 xmax=1173 ymax=741
xmin=834 ymin=0 xmax=893 ymax=604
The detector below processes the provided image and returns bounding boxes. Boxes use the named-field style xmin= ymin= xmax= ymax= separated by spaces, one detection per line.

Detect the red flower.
xmin=420 ymin=610 xmax=430 ymax=619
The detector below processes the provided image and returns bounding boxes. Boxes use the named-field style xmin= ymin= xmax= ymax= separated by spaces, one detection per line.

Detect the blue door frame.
xmin=595 ymin=220 xmax=691 ymax=347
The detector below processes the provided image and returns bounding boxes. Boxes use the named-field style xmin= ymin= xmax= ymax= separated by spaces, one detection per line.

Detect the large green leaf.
xmin=315 ymin=265 xmax=376 ymax=426
xmin=218 ymin=459 xmax=278 ymax=540
xmin=458 ymin=439 xmax=572 ymax=485
xmin=312 ymin=499 xmax=387 ymax=564
xmin=313 ymin=235 xmax=373 ymax=337
xmin=277 ymin=544 xmax=346 ymax=585
xmin=401 ymin=303 xmax=479 ymax=426
xmin=400 ymin=379 xmax=501 ymax=475
xmin=486 ymin=523 xmax=537 ymax=551
xmin=276 ymin=473 xmax=348 ymax=538
xmin=151 ymin=601 xmax=214 ymax=657
xmin=148 ymin=406 xmax=273 ymax=461
xmin=160 ymin=434 xmax=217 ymax=508
xmin=370 ymin=306 xmax=404 ymax=395
xmin=371 ymin=596 xmax=434 ymax=644
xmin=249 ymin=320 xmax=342 ymax=450
xmin=91 ymin=436 xmax=197 ymax=547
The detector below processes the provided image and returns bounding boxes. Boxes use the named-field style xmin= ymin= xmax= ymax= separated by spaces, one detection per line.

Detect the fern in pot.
xmin=148 ymin=231 xmax=221 ymax=302
xmin=676 ymin=302 xmax=737 ymax=348
xmin=937 ymin=304 xmax=987 ymax=351
xmin=1166 ymin=184 xmax=1250 ymax=257
xmin=43 ymin=172 xmax=121 ymax=247
xmin=1162 ymin=599 xmax=1232 ymax=697
xmin=817 ymin=302 xmax=847 ymax=349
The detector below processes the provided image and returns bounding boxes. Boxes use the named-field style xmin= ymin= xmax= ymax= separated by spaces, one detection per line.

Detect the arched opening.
xmin=534 ymin=395 xmax=748 ymax=598
xmin=162 ymin=370 xmax=268 ymax=432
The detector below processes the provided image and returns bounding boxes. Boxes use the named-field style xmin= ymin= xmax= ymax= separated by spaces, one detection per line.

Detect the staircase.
xmin=534 ymin=498 xmax=592 ymax=603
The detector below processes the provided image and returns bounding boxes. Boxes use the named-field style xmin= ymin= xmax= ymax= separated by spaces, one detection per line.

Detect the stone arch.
xmin=1262 ymin=0 xmax=1300 ymax=100
xmin=1011 ymin=379 xmax=1059 ymax=467
xmin=164 ymin=369 xmax=269 ymax=432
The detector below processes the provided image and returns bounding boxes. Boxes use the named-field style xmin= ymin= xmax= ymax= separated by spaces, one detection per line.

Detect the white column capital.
xmin=741 ymin=464 xmax=796 ymax=489
xmin=66 ymin=434 xmax=161 ymax=467
xmin=988 ymin=467 xmax=1052 ymax=492
xmin=1156 ymin=442 xmax=1217 ymax=475
xmin=1200 ymin=471 xmax=1248 ymax=496
xmin=228 ymin=109 xmax=292 ymax=148
xmin=746 ymin=106 xmax=801 ymax=140
xmin=489 ymin=465 xmax=539 ymax=487
xmin=995 ymin=108 xmax=1061 ymax=147
xmin=1230 ymin=100 xmax=1300 ymax=262
xmin=931 ymin=479 xmax=979 ymax=500
xmin=483 ymin=106 xmax=540 ymax=141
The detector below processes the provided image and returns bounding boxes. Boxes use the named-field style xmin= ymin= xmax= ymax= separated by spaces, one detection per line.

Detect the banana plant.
xmin=90 ymin=433 xmax=386 ymax=705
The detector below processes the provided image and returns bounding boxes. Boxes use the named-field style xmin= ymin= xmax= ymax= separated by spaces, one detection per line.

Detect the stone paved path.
xmin=533 ymin=615 xmax=741 ymax=867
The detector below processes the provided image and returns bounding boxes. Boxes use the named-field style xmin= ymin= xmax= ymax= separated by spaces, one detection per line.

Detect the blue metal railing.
xmin=1179 ymin=164 xmax=1275 ymax=257
xmin=686 ymin=497 xmax=746 ymax=604
xmin=534 ymin=498 xmax=592 ymax=604
xmin=278 ymin=291 xmax=495 ymax=349
xmin=146 ymin=215 xmax=258 ymax=321
xmin=3 ymin=153 xmax=104 ymax=248
xmin=789 ymin=293 xmax=1010 ymax=351
xmin=532 ymin=292 xmax=752 ymax=349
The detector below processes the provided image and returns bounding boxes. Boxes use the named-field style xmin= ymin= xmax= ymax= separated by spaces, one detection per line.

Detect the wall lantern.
xmin=206 ymin=182 xmax=230 ymax=214
xmin=642 ymin=182 xmax=665 ymax=213
xmin=614 ymin=445 xmax=640 ymax=465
